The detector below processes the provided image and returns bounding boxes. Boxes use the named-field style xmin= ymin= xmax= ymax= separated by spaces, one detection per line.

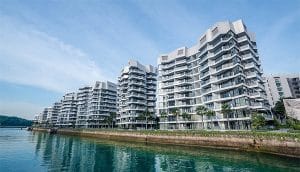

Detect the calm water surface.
xmin=0 ymin=128 xmax=299 ymax=172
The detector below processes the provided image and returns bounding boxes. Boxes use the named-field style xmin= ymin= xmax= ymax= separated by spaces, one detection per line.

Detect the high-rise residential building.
xmin=264 ymin=74 xmax=300 ymax=106
xmin=76 ymin=86 xmax=93 ymax=127
xmin=157 ymin=20 xmax=271 ymax=130
xmin=52 ymin=102 xmax=62 ymax=125
xmin=75 ymin=81 xmax=117 ymax=128
xmin=46 ymin=107 xmax=53 ymax=124
xmin=86 ymin=81 xmax=117 ymax=128
xmin=46 ymin=102 xmax=62 ymax=126
xmin=57 ymin=93 xmax=77 ymax=127
xmin=117 ymin=60 xmax=157 ymax=129
xmin=39 ymin=107 xmax=50 ymax=124
xmin=37 ymin=81 xmax=117 ymax=128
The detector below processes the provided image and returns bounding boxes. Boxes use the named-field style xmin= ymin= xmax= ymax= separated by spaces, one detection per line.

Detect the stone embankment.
xmin=32 ymin=128 xmax=300 ymax=158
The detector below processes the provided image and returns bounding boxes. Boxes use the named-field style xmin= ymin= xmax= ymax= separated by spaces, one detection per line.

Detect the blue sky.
xmin=0 ymin=0 xmax=300 ymax=119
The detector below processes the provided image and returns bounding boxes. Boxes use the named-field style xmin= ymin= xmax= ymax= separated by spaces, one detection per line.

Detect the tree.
xmin=71 ymin=121 xmax=76 ymax=128
xmin=196 ymin=105 xmax=208 ymax=129
xmin=206 ymin=109 xmax=216 ymax=130
xmin=221 ymin=103 xmax=232 ymax=130
xmin=0 ymin=115 xmax=32 ymax=126
xmin=138 ymin=109 xmax=153 ymax=130
xmin=106 ymin=112 xmax=116 ymax=129
xmin=171 ymin=108 xmax=180 ymax=129
xmin=273 ymin=98 xmax=286 ymax=123
xmin=160 ymin=112 xmax=168 ymax=129
xmin=251 ymin=113 xmax=266 ymax=130
xmin=181 ymin=112 xmax=191 ymax=129
xmin=154 ymin=116 xmax=160 ymax=129
xmin=160 ymin=112 xmax=168 ymax=121
xmin=181 ymin=112 xmax=191 ymax=121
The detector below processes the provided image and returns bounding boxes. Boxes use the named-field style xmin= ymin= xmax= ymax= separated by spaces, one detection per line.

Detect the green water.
xmin=0 ymin=128 xmax=299 ymax=172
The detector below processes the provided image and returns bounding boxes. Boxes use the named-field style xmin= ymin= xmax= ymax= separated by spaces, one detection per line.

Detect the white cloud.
xmin=0 ymin=15 xmax=106 ymax=93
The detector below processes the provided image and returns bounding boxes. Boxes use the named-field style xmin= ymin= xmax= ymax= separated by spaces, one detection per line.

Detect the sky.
xmin=0 ymin=0 xmax=300 ymax=119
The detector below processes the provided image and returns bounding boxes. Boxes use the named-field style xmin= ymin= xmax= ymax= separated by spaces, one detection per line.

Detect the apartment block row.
xmin=36 ymin=19 xmax=282 ymax=130
xmin=36 ymin=81 xmax=117 ymax=128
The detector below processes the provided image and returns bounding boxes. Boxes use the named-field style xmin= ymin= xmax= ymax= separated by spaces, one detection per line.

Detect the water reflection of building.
xmin=32 ymin=132 xmax=157 ymax=171
xmin=33 ymin=132 xmax=76 ymax=171
xmin=30 ymin=132 xmax=300 ymax=171
xmin=112 ymin=146 xmax=156 ymax=171
xmin=155 ymin=154 xmax=197 ymax=172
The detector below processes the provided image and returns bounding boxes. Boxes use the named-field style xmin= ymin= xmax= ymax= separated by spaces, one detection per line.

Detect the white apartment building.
xmin=157 ymin=20 xmax=271 ymax=130
xmin=46 ymin=107 xmax=53 ymax=125
xmin=45 ymin=102 xmax=62 ymax=126
xmin=76 ymin=86 xmax=92 ymax=127
xmin=264 ymin=74 xmax=300 ymax=106
xmin=86 ymin=81 xmax=117 ymax=128
xmin=117 ymin=60 xmax=157 ymax=129
xmin=38 ymin=107 xmax=50 ymax=124
xmin=57 ymin=93 xmax=77 ymax=127
xmin=75 ymin=81 xmax=117 ymax=128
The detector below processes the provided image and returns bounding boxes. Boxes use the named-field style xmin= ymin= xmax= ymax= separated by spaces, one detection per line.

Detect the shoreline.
xmin=32 ymin=128 xmax=300 ymax=158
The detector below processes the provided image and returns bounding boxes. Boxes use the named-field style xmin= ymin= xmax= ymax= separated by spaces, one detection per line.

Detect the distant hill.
xmin=0 ymin=115 xmax=32 ymax=126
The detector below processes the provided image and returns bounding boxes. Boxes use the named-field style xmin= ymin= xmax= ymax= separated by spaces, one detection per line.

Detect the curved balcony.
xmin=174 ymin=80 xmax=192 ymax=86
xmin=213 ymin=44 xmax=236 ymax=58
xmin=173 ymin=65 xmax=189 ymax=72
xmin=128 ymin=69 xmax=145 ymax=75
xmin=211 ymin=83 xmax=245 ymax=94
xmin=210 ymin=35 xmax=235 ymax=51
xmin=161 ymin=69 xmax=174 ymax=75
xmin=126 ymin=93 xmax=146 ymax=99
xmin=211 ymin=63 xmax=241 ymax=76
xmin=161 ymin=62 xmax=176 ymax=70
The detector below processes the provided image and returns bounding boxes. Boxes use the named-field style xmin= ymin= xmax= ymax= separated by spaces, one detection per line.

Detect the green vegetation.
xmin=273 ymin=98 xmax=286 ymax=123
xmin=171 ymin=108 xmax=180 ymax=129
xmin=271 ymin=98 xmax=300 ymax=130
xmin=0 ymin=115 xmax=32 ymax=126
xmin=137 ymin=109 xmax=155 ymax=129
xmin=251 ymin=113 xmax=266 ymax=130
xmin=181 ymin=112 xmax=191 ymax=121
xmin=221 ymin=103 xmax=232 ymax=130
xmin=104 ymin=112 xmax=117 ymax=128
xmin=206 ymin=109 xmax=216 ymax=129
xmin=196 ymin=105 xmax=208 ymax=129
xmin=286 ymin=118 xmax=300 ymax=130
xmin=67 ymin=128 xmax=300 ymax=140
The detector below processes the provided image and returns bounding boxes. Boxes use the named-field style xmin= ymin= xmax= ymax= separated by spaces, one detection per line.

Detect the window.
xmin=200 ymin=35 xmax=206 ymax=44
xmin=177 ymin=49 xmax=184 ymax=55
xmin=162 ymin=56 xmax=168 ymax=61
xmin=212 ymin=27 xmax=218 ymax=36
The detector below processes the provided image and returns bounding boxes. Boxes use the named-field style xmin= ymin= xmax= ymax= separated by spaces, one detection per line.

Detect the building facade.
xmin=86 ymin=81 xmax=117 ymax=128
xmin=38 ymin=107 xmax=50 ymax=125
xmin=264 ymin=74 xmax=300 ymax=106
xmin=117 ymin=60 xmax=157 ymax=129
xmin=57 ymin=93 xmax=78 ymax=127
xmin=45 ymin=102 xmax=62 ymax=126
xmin=75 ymin=81 xmax=117 ymax=128
xmin=288 ymin=77 xmax=300 ymax=98
xmin=157 ymin=20 xmax=271 ymax=130
xmin=76 ymin=86 xmax=93 ymax=127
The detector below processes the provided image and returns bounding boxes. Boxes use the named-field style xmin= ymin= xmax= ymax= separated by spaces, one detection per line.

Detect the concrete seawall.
xmin=32 ymin=128 xmax=300 ymax=158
